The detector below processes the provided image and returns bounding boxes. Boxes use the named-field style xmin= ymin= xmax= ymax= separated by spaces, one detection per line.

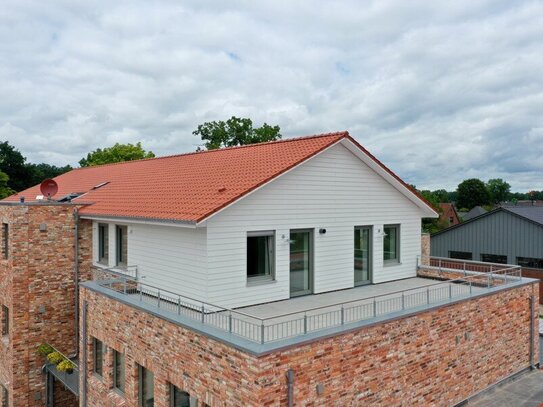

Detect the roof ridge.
xmin=72 ymin=131 xmax=349 ymax=171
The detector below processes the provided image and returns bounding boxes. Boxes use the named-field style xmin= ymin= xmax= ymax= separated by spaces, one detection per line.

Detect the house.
xmin=431 ymin=206 xmax=543 ymax=302
xmin=461 ymin=205 xmax=487 ymax=221
xmin=438 ymin=202 xmax=460 ymax=227
xmin=0 ymin=132 xmax=539 ymax=406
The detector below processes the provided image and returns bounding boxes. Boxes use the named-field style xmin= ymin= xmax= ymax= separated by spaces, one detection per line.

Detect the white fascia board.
xmin=79 ymin=215 xmax=199 ymax=228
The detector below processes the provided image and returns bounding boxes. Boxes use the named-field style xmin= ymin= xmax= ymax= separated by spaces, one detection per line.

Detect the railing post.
xmin=177 ymin=297 xmax=181 ymax=315
xmin=426 ymin=287 xmax=430 ymax=304
xmin=416 ymin=255 xmax=419 ymax=270
xmin=401 ymin=293 xmax=405 ymax=310
xmin=303 ymin=313 xmax=308 ymax=334
xmin=463 ymin=262 xmax=466 ymax=276
xmin=449 ymin=284 xmax=452 ymax=299
xmin=261 ymin=321 xmax=265 ymax=344
xmin=201 ymin=304 xmax=205 ymax=323
xmin=123 ymin=278 xmax=127 ymax=295
xmin=487 ymin=274 xmax=490 ymax=288
xmin=439 ymin=258 xmax=442 ymax=275
xmin=373 ymin=298 xmax=377 ymax=317
xmin=157 ymin=290 xmax=161 ymax=308
xmin=340 ymin=305 xmax=345 ymax=325
xmin=228 ymin=312 xmax=233 ymax=333
xmin=469 ymin=280 xmax=472 ymax=295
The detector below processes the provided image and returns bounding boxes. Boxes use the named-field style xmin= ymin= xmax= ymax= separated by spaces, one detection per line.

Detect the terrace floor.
xmin=239 ymin=276 xmax=485 ymax=319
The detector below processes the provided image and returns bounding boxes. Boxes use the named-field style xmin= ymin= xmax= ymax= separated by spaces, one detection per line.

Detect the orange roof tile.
xmin=3 ymin=132 xmax=435 ymax=222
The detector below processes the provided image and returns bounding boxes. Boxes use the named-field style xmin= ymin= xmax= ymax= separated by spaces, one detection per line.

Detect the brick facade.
xmin=80 ymin=280 xmax=539 ymax=407
xmin=0 ymin=204 xmax=92 ymax=406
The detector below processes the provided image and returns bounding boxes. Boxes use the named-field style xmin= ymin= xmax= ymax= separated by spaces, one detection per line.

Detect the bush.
xmin=57 ymin=359 xmax=76 ymax=373
xmin=47 ymin=352 xmax=63 ymax=365
xmin=37 ymin=343 xmax=54 ymax=357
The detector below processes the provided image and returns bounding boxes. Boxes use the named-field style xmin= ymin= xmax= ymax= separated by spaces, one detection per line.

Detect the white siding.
xmin=92 ymin=221 xmax=207 ymax=302
xmin=206 ymin=143 xmax=423 ymax=308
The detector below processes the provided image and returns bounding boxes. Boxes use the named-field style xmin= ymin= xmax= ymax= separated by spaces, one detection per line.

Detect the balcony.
xmin=83 ymin=257 xmax=531 ymax=354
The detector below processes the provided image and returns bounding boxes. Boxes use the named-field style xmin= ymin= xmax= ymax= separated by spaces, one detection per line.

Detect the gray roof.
xmin=503 ymin=206 xmax=543 ymax=227
xmin=462 ymin=206 xmax=487 ymax=221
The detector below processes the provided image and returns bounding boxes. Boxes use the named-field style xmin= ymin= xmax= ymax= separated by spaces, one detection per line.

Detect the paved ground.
xmin=469 ymin=370 xmax=543 ymax=406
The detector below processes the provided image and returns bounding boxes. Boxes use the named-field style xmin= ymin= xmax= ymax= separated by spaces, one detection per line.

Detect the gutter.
xmin=286 ymin=369 xmax=294 ymax=407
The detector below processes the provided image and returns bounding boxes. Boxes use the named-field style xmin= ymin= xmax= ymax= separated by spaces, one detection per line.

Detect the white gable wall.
xmin=206 ymin=143 xmax=424 ymax=308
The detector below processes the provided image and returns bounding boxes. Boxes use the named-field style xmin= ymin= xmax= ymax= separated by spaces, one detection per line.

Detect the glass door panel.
xmin=354 ymin=227 xmax=372 ymax=286
xmin=290 ymin=230 xmax=313 ymax=297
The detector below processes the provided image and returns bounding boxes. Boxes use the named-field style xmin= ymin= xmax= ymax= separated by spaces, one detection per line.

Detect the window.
xmin=170 ymin=385 xmax=197 ymax=407
xmin=116 ymin=225 xmax=128 ymax=268
xmin=0 ymin=384 xmax=7 ymax=407
xmin=1 ymin=306 xmax=8 ymax=337
xmin=247 ymin=231 xmax=275 ymax=281
xmin=480 ymin=253 xmax=507 ymax=264
xmin=449 ymin=251 xmax=473 ymax=260
xmin=98 ymin=224 xmax=109 ymax=264
xmin=113 ymin=349 xmax=125 ymax=393
xmin=517 ymin=257 xmax=543 ymax=269
xmin=448 ymin=217 xmax=454 ymax=224
xmin=1 ymin=224 xmax=7 ymax=260
xmin=92 ymin=338 xmax=104 ymax=377
xmin=139 ymin=365 xmax=154 ymax=407
xmin=383 ymin=225 xmax=400 ymax=264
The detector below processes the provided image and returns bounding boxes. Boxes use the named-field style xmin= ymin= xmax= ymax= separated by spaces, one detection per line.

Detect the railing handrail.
xmin=420 ymin=255 xmax=522 ymax=270
xmin=98 ymin=263 xmax=521 ymax=324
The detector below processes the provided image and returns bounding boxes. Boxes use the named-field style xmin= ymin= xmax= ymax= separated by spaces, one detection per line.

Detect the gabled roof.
xmin=3 ymin=131 xmax=437 ymax=223
xmin=431 ymin=206 xmax=543 ymax=237
xmin=462 ymin=205 xmax=487 ymax=221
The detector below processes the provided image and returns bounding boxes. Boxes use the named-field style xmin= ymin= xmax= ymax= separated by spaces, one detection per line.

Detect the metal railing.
xmin=96 ymin=258 xmax=523 ymax=345
xmin=42 ymin=344 xmax=79 ymax=395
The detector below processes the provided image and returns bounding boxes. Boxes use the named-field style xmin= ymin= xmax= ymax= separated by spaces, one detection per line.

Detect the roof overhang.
xmin=79 ymin=214 xmax=198 ymax=228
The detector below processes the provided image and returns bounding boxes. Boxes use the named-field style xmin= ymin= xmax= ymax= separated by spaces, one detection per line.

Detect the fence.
xmin=96 ymin=257 xmax=523 ymax=345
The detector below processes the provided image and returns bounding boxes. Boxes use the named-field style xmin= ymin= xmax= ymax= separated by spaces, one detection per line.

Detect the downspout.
xmin=530 ymin=295 xmax=535 ymax=370
xmin=82 ymin=300 xmax=88 ymax=407
xmin=74 ymin=208 xmax=80 ymax=357
xmin=286 ymin=369 xmax=294 ymax=407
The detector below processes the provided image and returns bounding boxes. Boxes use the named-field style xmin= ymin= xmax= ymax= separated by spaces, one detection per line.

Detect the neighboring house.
xmin=438 ymin=203 xmax=460 ymax=227
xmin=461 ymin=205 xmax=487 ymax=221
xmin=0 ymin=132 xmax=538 ymax=406
xmin=431 ymin=206 xmax=543 ymax=301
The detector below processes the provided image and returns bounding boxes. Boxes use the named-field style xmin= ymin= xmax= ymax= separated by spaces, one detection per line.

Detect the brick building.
xmin=0 ymin=132 xmax=539 ymax=406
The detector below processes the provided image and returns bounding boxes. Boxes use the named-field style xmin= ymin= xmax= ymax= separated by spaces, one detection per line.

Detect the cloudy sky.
xmin=1 ymin=1 xmax=542 ymax=191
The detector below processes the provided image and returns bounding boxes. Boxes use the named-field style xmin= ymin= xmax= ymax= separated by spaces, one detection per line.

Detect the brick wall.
xmin=421 ymin=232 xmax=430 ymax=265
xmin=0 ymin=204 xmax=92 ymax=406
xmin=81 ymin=280 xmax=539 ymax=407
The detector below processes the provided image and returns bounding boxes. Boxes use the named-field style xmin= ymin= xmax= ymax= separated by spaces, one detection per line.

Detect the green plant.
xmin=36 ymin=343 xmax=54 ymax=357
xmin=47 ymin=351 xmax=63 ymax=365
xmin=57 ymin=359 xmax=76 ymax=374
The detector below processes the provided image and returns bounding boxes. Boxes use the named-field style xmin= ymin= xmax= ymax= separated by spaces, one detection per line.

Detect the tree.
xmin=0 ymin=171 xmax=14 ymax=199
xmin=456 ymin=178 xmax=491 ymax=210
xmin=79 ymin=142 xmax=155 ymax=167
xmin=193 ymin=117 xmax=281 ymax=150
xmin=0 ymin=141 xmax=31 ymax=192
xmin=486 ymin=178 xmax=511 ymax=204
xmin=26 ymin=163 xmax=72 ymax=186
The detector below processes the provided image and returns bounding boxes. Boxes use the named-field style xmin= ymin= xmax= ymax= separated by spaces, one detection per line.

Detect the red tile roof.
xmin=3 ymin=132 xmax=435 ymax=222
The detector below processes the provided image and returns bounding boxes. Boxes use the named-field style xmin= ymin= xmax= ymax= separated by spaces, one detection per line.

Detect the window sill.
xmin=92 ymin=373 xmax=104 ymax=381
xmin=384 ymin=261 xmax=402 ymax=267
xmin=111 ymin=388 xmax=125 ymax=398
xmin=247 ymin=278 xmax=277 ymax=287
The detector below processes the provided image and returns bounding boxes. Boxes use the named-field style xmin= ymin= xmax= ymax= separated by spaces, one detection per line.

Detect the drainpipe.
xmin=82 ymin=300 xmax=88 ymax=407
xmin=74 ymin=208 xmax=80 ymax=357
xmin=286 ymin=369 xmax=294 ymax=407
xmin=530 ymin=295 xmax=535 ymax=370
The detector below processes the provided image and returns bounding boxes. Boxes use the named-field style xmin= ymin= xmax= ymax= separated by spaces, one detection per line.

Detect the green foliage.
xmin=0 ymin=141 xmax=29 ymax=192
xmin=36 ymin=343 xmax=55 ymax=357
xmin=0 ymin=171 xmax=14 ymax=199
xmin=57 ymin=359 xmax=76 ymax=373
xmin=26 ymin=163 xmax=72 ymax=186
xmin=486 ymin=178 xmax=511 ymax=204
xmin=47 ymin=351 xmax=64 ymax=365
xmin=456 ymin=178 xmax=491 ymax=211
xmin=193 ymin=116 xmax=281 ymax=150
xmin=79 ymin=142 xmax=155 ymax=167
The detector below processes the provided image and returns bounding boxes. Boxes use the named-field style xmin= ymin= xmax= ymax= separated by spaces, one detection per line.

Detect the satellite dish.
xmin=40 ymin=179 xmax=58 ymax=199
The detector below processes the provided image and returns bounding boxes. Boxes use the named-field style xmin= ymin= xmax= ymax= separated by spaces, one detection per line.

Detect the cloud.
xmin=0 ymin=0 xmax=542 ymax=192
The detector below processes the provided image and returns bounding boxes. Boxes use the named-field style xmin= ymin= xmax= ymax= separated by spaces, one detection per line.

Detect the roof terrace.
xmin=82 ymin=257 xmax=531 ymax=355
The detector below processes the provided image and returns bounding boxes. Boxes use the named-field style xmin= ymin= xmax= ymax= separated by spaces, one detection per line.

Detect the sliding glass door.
xmin=354 ymin=226 xmax=372 ymax=286
xmin=290 ymin=229 xmax=313 ymax=297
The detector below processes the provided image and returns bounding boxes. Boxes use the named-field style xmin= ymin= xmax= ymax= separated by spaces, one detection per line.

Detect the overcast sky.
xmin=1 ymin=1 xmax=542 ymax=191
